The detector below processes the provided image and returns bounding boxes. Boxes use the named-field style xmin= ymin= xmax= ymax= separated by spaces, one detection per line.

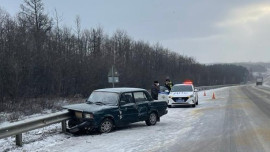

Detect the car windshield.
xmin=87 ymin=91 xmax=119 ymax=105
xmin=171 ymin=85 xmax=193 ymax=92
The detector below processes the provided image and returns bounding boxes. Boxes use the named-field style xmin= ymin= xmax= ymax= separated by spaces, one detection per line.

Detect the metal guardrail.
xmin=195 ymin=84 xmax=239 ymax=91
xmin=0 ymin=110 xmax=71 ymax=146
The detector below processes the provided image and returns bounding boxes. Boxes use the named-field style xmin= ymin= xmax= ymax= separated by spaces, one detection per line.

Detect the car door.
xmin=133 ymin=91 xmax=149 ymax=121
xmin=158 ymin=86 xmax=169 ymax=101
xmin=119 ymin=92 xmax=139 ymax=123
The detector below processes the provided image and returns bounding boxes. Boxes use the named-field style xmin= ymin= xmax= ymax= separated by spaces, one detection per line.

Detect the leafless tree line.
xmin=0 ymin=0 xmax=249 ymax=103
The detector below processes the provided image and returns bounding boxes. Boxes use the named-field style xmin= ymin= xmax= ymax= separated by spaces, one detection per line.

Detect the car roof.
xmin=174 ymin=84 xmax=193 ymax=86
xmin=94 ymin=87 xmax=146 ymax=93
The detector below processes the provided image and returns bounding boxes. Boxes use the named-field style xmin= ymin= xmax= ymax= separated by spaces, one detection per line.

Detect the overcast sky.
xmin=1 ymin=0 xmax=270 ymax=63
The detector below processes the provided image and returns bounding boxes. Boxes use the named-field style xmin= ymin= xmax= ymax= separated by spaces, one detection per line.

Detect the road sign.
xmin=108 ymin=66 xmax=119 ymax=87
xmin=108 ymin=77 xmax=119 ymax=83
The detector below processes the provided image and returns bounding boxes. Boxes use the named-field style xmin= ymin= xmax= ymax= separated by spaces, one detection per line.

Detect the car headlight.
xmin=83 ymin=113 xmax=94 ymax=119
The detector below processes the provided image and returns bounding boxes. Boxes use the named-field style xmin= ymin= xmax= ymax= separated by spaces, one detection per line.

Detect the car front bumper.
xmin=168 ymin=97 xmax=196 ymax=106
xmin=68 ymin=118 xmax=97 ymax=133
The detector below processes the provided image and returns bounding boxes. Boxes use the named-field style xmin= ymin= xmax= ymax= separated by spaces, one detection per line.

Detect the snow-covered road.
xmin=2 ymin=84 xmax=270 ymax=152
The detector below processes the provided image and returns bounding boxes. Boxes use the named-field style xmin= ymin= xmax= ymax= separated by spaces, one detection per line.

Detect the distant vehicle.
xmin=158 ymin=86 xmax=169 ymax=102
xmin=63 ymin=88 xmax=168 ymax=134
xmin=167 ymin=82 xmax=198 ymax=108
xmin=256 ymin=77 xmax=263 ymax=86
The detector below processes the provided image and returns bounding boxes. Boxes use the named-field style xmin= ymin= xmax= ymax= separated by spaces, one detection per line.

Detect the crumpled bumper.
xmin=68 ymin=120 xmax=96 ymax=133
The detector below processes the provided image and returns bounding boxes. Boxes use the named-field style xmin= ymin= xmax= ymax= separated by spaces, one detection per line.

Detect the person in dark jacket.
xmin=165 ymin=79 xmax=173 ymax=91
xmin=151 ymin=81 xmax=160 ymax=100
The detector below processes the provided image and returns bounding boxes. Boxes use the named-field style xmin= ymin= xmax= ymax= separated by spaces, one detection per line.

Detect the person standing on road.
xmin=165 ymin=79 xmax=173 ymax=91
xmin=151 ymin=81 xmax=160 ymax=100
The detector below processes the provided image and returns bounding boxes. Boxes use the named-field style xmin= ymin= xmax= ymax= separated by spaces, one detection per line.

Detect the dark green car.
xmin=63 ymin=88 xmax=168 ymax=133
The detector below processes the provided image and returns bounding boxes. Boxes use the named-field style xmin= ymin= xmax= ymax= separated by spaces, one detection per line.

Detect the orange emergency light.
xmin=183 ymin=79 xmax=193 ymax=85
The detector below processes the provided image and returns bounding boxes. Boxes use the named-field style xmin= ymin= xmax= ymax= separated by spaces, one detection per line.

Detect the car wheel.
xmin=146 ymin=112 xmax=158 ymax=126
xmin=196 ymin=100 xmax=199 ymax=105
xmin=99 ymin=118 xmax=113 ymax=133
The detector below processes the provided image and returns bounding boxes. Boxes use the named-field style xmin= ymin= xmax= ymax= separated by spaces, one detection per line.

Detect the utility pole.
xmin=112 ymin=66 xmax=115 ymax=88
xmin=108 ymin=65 xmax=119 ymax=88
xmin=107 ymin=42 xmax=119 ymax=87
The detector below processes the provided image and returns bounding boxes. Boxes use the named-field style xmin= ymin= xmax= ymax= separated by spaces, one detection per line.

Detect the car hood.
xmin=63 ymin=103 xmax=117 ymax=113
xmin=169 ymin=92 xmax=193 ymax=97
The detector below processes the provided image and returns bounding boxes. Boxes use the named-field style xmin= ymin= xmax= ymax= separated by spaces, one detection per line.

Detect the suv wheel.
xmin=146 ymin=112 xmax=158 ymax=126
xmin=99 ymin=118 xmax=113 ymax=133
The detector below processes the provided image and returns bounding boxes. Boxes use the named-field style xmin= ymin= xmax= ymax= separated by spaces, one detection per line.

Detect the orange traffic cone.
xmin=204 ymin=91 xmax=206 ymax=96
xmin=212 ymin=92 xmax=216 ymax=99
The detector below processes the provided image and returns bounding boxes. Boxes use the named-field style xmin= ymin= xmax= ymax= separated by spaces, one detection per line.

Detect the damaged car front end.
xmin=63 ymin=91 xmax=120 ymax=133
xmin=66 ymin=110 xmax=96 ymax=133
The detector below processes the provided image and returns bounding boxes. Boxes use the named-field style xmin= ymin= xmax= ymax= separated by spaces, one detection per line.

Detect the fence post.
xmin=16 ymin=133 xmax=22 ymax=146
xmin=61 ymin=120 xmax=67 ymax=133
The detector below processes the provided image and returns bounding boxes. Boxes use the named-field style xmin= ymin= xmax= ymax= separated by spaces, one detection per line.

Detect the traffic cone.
xmin=212 ymin=92 xmax=216 ymax=99
xmin=204 ymin=91 xmax=206 ymax=96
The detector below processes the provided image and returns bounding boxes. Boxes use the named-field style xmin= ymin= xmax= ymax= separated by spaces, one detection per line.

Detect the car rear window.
xmin=171 ymin=85 xmax=193 ymax=92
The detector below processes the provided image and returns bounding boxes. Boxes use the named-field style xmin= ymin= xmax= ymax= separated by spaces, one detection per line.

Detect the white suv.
xmin=167 ymin=83 xmax=198 ymax=108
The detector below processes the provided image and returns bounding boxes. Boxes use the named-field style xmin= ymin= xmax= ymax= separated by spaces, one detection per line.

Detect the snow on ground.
xmin=0 ymin=98 xmax=83 ymax=126
xmin=0 ymin=110 xmax=55 ymax=128
xmin=0 ymin=87 xmax=230 ymax=152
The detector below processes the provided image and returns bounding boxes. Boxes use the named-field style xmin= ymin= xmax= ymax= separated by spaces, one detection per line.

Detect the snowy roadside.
xmin=0 ymin=110 xmax=54 ymax=128
xmin=0 ymin=87 xmax=230 ymax=152
xmin=0 ymin=98 xmax=84 ymax=128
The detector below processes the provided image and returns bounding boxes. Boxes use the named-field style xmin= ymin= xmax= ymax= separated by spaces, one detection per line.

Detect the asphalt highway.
xmin=160 ymin=85 xmax=270 ymax=152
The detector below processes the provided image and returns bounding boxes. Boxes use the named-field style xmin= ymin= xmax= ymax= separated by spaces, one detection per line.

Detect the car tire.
xmin=196 ymin=100 xmax=199 ymax=105
xmin=99 ymin=118 xmax=113 ymax=133
xmin=145 ymin=112 xmax=158 ymax=126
